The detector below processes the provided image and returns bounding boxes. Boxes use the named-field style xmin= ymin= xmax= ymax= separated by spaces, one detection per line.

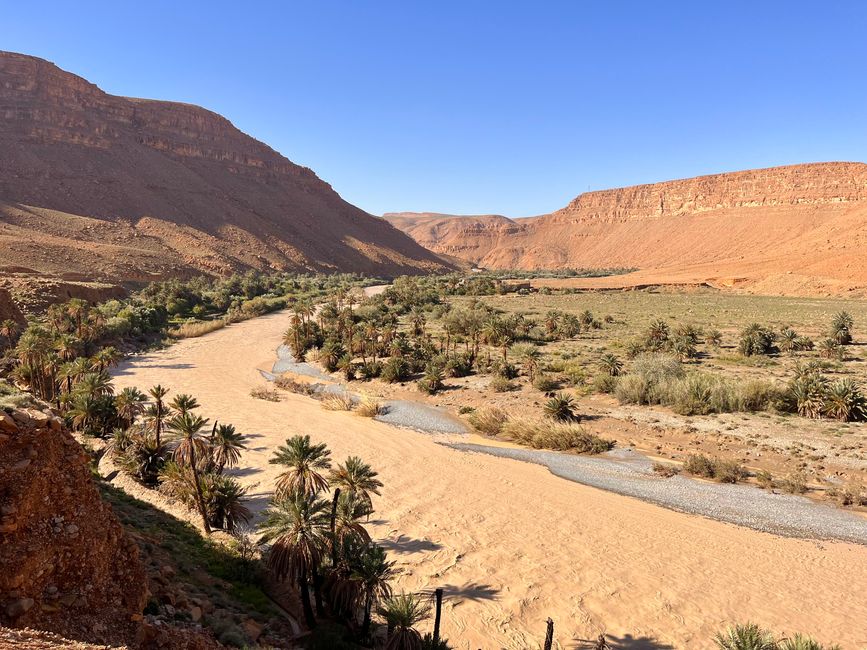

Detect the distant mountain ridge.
xmin=384 ymin=162 xmax=867 ymax=295
xmin=0 ymin=51 xmax=452 ymax=286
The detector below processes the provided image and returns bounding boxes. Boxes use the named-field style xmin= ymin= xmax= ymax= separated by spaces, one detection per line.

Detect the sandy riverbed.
xmin=113 ymin=310 xmax=867 ymax=649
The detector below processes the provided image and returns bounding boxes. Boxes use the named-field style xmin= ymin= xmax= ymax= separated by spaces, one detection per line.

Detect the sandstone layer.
xmin=0 ymin=51 xmax=451 ymax=289
xmin=385 ymin=162 xmax=867 ymax=296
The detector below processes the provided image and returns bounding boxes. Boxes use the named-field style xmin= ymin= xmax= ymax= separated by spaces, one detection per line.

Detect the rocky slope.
xmin=385 ymin=163 xmax=867 ymax=295
xmin=0 ymin=406 xmax=220 ymax=648
xmin=0 ymin=51 xmax=451 ymax=289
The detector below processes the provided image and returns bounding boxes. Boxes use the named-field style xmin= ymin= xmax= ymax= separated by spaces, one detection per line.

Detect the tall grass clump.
xmin=466 ymin=407 xmax=509 ymax=436
xmin=355 ymin=395 xmax=387 ymax=417
xmin=501 ymin=419 xmax=614 ymax=453
xmin=320 ymin=392 xmax=355 ymax=411
xmin=168 ymin=318 xmax=228 ymax=339
xmin=614 ymin=353 xmax=684 ymax=405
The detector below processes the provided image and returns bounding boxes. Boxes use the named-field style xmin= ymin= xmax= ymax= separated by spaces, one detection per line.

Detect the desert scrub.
xmin=168 ymin=317 xmax=227 ymax=339
xmin=543 ymin=392 xmax=579 ymax=422
xmin=355 ymin=396 xmax=387 ymax=417
xmin=683 ymin=453 xmax=747 ymax=483
xmin=652 ymin=462 xmax=680 ymax=478
xmin=250 ymin=386 xmax=281 ymax=402
xmin=590 ymin=373 xmax=618 ymax=394
xmin=320 ymin=392 xmax=355 ymax=411
xmin=501 ymin=419 xmax=614 ymax=453
xmin=466 ymin=407 xmax=509 ymax=436
xmin=273 ymin=375 xmax=317 ymax=396
xmin=533 ymin=374 xmax=560 ymax=392
xmin=490 ymin=376 xmax=516 ymax=392
xmin=614 ymin=353 xmax=684 ymax=405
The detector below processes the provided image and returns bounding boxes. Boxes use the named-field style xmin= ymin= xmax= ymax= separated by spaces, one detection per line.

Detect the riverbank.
xmin=113 ymin=309 xmax=867 ymax=648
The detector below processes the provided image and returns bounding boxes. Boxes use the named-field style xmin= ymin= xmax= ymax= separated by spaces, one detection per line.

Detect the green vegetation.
xmin=714 ymin=623 xmax=840 ymax=650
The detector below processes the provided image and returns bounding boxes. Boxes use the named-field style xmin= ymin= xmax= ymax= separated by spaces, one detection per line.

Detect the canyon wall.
xmin=0 ymin=51 xmax=451 ymax=288
xmin=386 ymin=163 xmax=867 ymax=295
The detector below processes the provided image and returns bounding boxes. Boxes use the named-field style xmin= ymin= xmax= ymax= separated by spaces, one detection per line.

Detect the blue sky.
xmin=4 ymin=1 xmax=866 ymax=216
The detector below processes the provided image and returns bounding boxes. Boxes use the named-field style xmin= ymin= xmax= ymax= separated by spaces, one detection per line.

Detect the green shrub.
xmin=684 ymin=453 xmax=746 ymax=483
xmin=533 ymin=374 xmax=560 ymax=392
xmin=381 ymin=357 xmax=411 ymax=383
xmin=591 ymin=373 xmax=618 ymax=394
xmin=544 ymin=392 xmax=579 ymax=422
xmin=738 ymin=324 xmax=777 ymax=356
xmin=490 ymin=376 xmax=516 ymax=392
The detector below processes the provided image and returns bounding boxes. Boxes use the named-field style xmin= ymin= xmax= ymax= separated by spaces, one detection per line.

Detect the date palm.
xmin=329 ymin=456 xmax=383 ymax=511
xmin=352 ymin=544 xmax=395 ymax=640
xmin=714 ymin=623 xmax=777 ymax=650
xmin=0 ymin=319 xmax=21 ymax=350
xmin=380 ymin=592 xmax=431 ymax=650
xmin=206 ymin=474 xmax=251 ymax=532
xmin=147 ymin=384 xmax=170 ymax=446
xmin=168 ymin=411 xmax=212 ymax=533
xmin=211 ymin=423 xmax=247 ymax=474
xmin=598 ymin=353 xmax=623 ymax=377
xmin=170 ymin=393 xmax=200 ymax=416
xmin=270 ymin=434 xmax=332 ymax=499
xmin=116 ymin=386 xmax=148 ymax=428
xmin=258 ymin=492 xmax=331 ymax=629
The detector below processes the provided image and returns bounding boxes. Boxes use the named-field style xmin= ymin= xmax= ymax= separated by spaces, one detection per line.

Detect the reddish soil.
xmin=385 ymin=162 xmax=867 ymax=297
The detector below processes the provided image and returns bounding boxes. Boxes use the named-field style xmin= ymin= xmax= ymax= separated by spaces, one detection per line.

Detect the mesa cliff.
xmin=385 ymin=162 xmax=867 ymax=295
xmin=0 ymin=51 xmax=451 ymax=290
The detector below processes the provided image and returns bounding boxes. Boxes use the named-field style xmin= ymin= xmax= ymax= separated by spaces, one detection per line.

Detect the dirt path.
xmin=113 ymin=310 xmax=867 ymax=649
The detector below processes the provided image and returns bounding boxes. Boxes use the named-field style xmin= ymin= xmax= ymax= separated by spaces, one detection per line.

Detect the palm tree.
xmin=598 ymin=353 xmax=623 ymax=377
xmin=270 ymin=434 xmax=332 ymax=499
xmin=148 ymin=385 xmax=170 ymax=446
xmin=206 ymin=475 xmax=252 ymax=531
xmin=380 ymin=592 xmax=431 ymax=650
xmin=714 ymin=623 xmax=777 ymax=650
xmin=168 ymin=411 xmax=212 ymax=533
xmin=93 ymin=346 xmax=121 ymax=371
xmin=351 ymin=544 xmax=395 ymax=640
xmin=0 ymin=319 xmax=21 ymax=351
xmin=258 ymin=492 xmax=331 ymax=629
xmin=115 ymin=386 xmax=147 ymax=428
xmin=831 ymin=311 xmax=853 ymax=345
xmin=544 ymin=392 xmax=578 ymax=422
xmin=329 ymin=456 xmax=383 ymax=510
xmin=515 ymin=345 xmax=542 ymax=382
xmin=211 ymin=423 xmax=247 ymax=473
xmin=333 ymin=491 xmax=373 ymax=548
xmin=823 ymin=379 xmax=867 ymax=422
xmin=171 ymin=393 xmax=200 ymax=415
xmin=778 ymin=634 xmax=841 ymax=650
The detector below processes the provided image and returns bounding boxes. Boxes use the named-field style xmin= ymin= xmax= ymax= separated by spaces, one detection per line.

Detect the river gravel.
xmin=446 ymin=443 xmax=867 ymax=544
xmin=265 ymin=346 xmax=867 ymax=544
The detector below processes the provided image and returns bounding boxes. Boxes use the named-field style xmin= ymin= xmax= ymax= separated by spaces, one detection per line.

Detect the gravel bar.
xmin=446 ymin=443 xmax=867 ymax=545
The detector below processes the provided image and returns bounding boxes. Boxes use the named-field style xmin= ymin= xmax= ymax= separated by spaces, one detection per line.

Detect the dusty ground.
xmin=113 ymin=309 xmax=867 ymax=649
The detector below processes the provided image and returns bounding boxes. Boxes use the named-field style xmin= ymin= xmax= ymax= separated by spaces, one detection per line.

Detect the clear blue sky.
xmin=4 ymin=1 xmax=866 ymax=217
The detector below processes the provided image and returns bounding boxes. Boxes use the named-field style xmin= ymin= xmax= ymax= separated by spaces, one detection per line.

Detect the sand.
xmin=112 ymin=311 xmax=867 ymax=649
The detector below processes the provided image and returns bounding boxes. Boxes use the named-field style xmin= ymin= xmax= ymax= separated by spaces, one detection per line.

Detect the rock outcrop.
xmin=385 ymin=163 xmax=867 ymax=296
xmin=0 ymin=408 xmax=147 ymax=646
xmin=0 ymin=51 xmax=451 ymax=286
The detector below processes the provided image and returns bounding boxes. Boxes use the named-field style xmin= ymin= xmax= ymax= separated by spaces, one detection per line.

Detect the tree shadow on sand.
xmin=430 ymin=582 xmax=500 ymax=602
xmin=377 ymin=534 xmax=443 ymax=554
xmin=571 ymin=634 xmax=675 ymax=649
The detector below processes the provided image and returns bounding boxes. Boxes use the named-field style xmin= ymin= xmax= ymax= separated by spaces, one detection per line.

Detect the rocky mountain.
xmin=384 ymin=163 xmax=867 ymax=295
xmin=0 ymin=51 xmax=451 ymax=289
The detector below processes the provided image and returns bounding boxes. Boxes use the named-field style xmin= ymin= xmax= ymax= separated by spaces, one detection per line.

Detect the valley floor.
xmin=113 ymin=310 xmax=867 ymax=649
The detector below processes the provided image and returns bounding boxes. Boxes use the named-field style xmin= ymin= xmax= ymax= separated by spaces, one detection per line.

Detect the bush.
xmin=417 ymin=364 xmax=445 ymax=394
xmin=738 ymin=324 xmax=777 ymax=356
xmin=501 ymin=419 xmax=614 ymax=453
xmin=562 ymin=362 xmax=588 ymax=386
xmin=356 ymin=396 xmax=387 ymax=417
xmin=168 ymin=318 xmax=227 ymax=339
xmin=444 ymin=354 xmax=473 ymax=378
xmin=250 ymin=386 xmax=281 ymax=402
xmin=467 ymin=407 xmax=509 ymax=436
xmin=533 ymin=374 xmax=560 ymax=392
xmin=490 ymin=376 xmax=516 ymax=392
xmin=274 ymin=375 xmax=317 ymax=396
xmin=591 ymin=373 xmax=618 ymax=394
xmin=652 ymin=462 xmax=680 ymax=478
xmin=358 ymin=361 xmax=383 ymax=380
xmin=320 ymin=392 xmax=354 ymax=411
xmin=381 ymin=357 xmax=412 ymax=383
xmin=683 ymin=453 xmax=746 ymax=483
